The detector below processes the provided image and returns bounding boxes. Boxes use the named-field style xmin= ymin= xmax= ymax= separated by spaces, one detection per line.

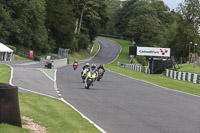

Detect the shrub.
xmin=136 ymin=56 xmax=148 ymax=66
xmin=6 ymin=44 xmax=16 ymax=51
xmin=77 ymin=33 xmax=90 ymax=50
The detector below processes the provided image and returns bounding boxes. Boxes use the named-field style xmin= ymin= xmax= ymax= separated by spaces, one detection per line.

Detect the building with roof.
xmin=0 ymin=42 xmax=14 ymax=61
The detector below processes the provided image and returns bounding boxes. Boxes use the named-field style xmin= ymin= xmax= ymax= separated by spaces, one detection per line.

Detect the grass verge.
xmin=98 ymin=36 xmax=200 ymax=96
xmin=14 ymin=54 xmax=32 ymax=61
xmin=175 ymin=63 xmax=200 ymax=74
xmin=68 ymin=41 xmax=100 ymax=64
xmin=19 ymin=93 xmax=100 ymax=133
xmin=38 ymin=68 xmax=56 ymax=81
xmin=0 ymin=64 xmax=10 ymax=84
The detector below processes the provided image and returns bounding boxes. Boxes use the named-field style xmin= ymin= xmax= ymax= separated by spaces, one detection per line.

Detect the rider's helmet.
xmin=91 ymin=64 xmax=96 ymax=70
xmin=99 ymin=64 xmax=103 ymax=68
xmin=86 ymin=63 xmax=90 ymax=68
xmin=74 ymin=60 xmax=78 ymax=63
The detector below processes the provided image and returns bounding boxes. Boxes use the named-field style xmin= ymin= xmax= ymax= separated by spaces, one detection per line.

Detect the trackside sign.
xmin=137 ymin=47 xmax=170 ymax=57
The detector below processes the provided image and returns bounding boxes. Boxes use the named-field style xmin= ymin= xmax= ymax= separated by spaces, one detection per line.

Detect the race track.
xmin=57 ymin=38 xmax=200 ymax=133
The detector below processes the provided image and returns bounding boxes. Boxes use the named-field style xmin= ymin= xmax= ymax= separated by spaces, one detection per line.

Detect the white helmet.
xmin=86 ymin=63 xmax=90 ymax=67
xmin=91 ymin=64 xmax=96 ymax=70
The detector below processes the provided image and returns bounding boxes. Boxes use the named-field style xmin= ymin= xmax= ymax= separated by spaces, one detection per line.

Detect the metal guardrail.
xmin=118 ymin=62 xmax=150 ymax=74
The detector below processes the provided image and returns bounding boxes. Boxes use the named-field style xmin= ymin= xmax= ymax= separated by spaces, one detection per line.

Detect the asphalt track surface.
xmin=57 ymin=38 xmax=200 ymax=133
xmin=1 ymin=60 xmax=59 ymax=98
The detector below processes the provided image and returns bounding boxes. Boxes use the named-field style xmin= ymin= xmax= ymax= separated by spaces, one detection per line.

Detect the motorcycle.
xmin=97 ymin=68 xmax=104 ymax=81
xmin=73 ymin=63 xmax=78 ymax=70
xmin=81 ymin=68 xmax=89 ymax=83
xmin=85 ymin=71 xmax=97 ymax=89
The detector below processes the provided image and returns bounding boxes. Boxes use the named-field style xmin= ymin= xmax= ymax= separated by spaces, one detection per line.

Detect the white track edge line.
xmin=79 ymin=40 xmax=101 ymax=64
xmin=106 ymin=69 xmax=200 ymax=98
xmin=7 ymin=64 xmax=106 ymax=132
xmin=54 ymin=67 xmax=106 ymax=133
xmin=108 ymin=40 xmax=122 ymax=65
xmin=60 ymin=98 xmax=106 ymax=133
xmin=38 ymin=68 xmax=55 ymax=82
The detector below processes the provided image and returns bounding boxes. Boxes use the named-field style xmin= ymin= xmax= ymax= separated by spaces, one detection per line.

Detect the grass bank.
xmin=98 ymin=36 xmax=200 ymax=96
xmin=0 ymin=64 xmax=11 ymax=84
xmin=176 ymin=63 xmax=200 ymax=74
xmin=14 ymin=54 xmax=32 ymax=61
xmin=68 ymin=41 xmax=100 ymax=64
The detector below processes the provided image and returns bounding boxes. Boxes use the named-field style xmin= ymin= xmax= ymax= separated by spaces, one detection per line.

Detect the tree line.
xmin=102 ymin=0 xmax=200 ymax=58
xmin=0 ymin=0 xmax=108 ymax=54
xmin=0 ymin=0 xmax=199 ymax=58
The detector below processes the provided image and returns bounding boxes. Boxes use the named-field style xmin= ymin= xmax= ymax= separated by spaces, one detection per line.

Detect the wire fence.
xmin=175 ymin=56 xmax=200 ymax=68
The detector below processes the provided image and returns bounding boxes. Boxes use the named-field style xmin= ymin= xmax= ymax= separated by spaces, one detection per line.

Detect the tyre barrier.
xmin=166 ymin=69 xmax=200 ymax=84
xmin=0 ymin=83 xmax=21 ymax=127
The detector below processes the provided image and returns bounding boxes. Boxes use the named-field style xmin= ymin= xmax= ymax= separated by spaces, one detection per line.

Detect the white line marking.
xmin=19 ymin=87 xmax=58 ymax=99
xmin=15 ymin=62 xmax=39 ymax=66
xmin=7 ymin=64 xmax=106 ymax=132
xmin=106 ymin=69 xmax=200 ymax=98
xmin=107 ymin=40 xmax=122 ymax=64
xmin=60 ymin=98 xmax=106 ymax=133
xmin=38 ymin=68 xmax=55 ymax=81
xmin=79 ymin=40 xmax=101 ymax=63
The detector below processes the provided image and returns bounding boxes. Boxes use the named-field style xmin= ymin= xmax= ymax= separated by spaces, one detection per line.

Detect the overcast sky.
xmin=120 ymin=0 xmax=184 ymax=10
xmin=163 ymin=0 xmax=183 ymax=10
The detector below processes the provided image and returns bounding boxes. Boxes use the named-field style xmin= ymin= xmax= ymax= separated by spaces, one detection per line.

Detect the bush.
xmin=77 ymin=33 xmax=90 ymax=50
xmin=6 ymin=44 xmax=16 ymax=51
xmin=136 ymin=56 xmax=148 ymax=66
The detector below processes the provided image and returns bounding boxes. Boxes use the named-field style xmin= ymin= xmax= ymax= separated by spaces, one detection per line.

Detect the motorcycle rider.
xmin=90 ymin=64 xmax=97 ymax=84
xmin=81 ymin=63 xmax=90 ymax=75
xmin=91 ymin=64 xmax=97 ymax=72
xmin=73 ymin=60 xmax=78 ymax=70
xmin=82 ymin=63 xmax=90 ymax=70
xmin=97 ymin=64 xmax=105 ymax=76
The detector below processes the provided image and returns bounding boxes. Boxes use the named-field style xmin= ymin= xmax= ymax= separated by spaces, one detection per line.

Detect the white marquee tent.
xmin=0 ymin=42 xmax=14 ymax=61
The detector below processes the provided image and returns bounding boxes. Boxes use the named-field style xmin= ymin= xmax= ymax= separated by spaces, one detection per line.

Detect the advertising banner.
xmin=137 ymin=47 xmax=170 ymax=57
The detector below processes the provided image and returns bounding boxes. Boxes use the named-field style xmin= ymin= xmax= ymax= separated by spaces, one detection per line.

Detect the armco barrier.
xmin=118 ymin=62 xmax=150 ymax=74
xmin=166 ymin=69 xmax=200 ymax=84
xmin=124 ymin=63 xmax=142 ymax=72
xmin=46 ymin=58 xmax=68 ymax=68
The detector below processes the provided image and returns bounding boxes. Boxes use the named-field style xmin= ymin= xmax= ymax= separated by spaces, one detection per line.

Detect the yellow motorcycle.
xmin=97 ymin=68 xmax=104 ymax=81
xmin=85 ymin=71 xmax=97 ymax=89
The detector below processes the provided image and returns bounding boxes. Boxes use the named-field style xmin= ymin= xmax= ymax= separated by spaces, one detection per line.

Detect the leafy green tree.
xmin=1 ymin=0 xmax=49 ymax=53
xmin=46 ymin=0 xmax=75 ymax=51
xmin=125 ymin=15 xmax=164 ymax=47
xmin=0 ymin=4 xmax=11 ymax=43
xmin=69 ymin=0 xmax=108 ymax=50
xmin=149 ymin=0 xmax=174 ymax=29
xmin=100 ymin=0 xmax=121 ymax=35
xmin=114 ymin=0 xmax=137 ymax=34
xmin=169 ymin=0 xmax=200 ymax=58
xmin=26 ymin=0 xmax=48 ymax=52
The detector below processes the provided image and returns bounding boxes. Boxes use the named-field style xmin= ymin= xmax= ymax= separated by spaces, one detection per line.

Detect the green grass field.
xmin=98 ymin=36 xmax=200 ymax=96
xmin=14 ymin=54 xmax=32 ymax=61
xmin=0 ymin=64 xmax=10 ymax=84
xmin=19 ymin=93 xmax=100 ymax=133
xmin=176 ymin=63 xmax=200 ymax=74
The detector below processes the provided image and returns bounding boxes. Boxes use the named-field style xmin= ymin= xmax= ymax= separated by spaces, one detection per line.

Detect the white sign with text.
xmin=137 ymin=47 xmax=170 ymax=57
